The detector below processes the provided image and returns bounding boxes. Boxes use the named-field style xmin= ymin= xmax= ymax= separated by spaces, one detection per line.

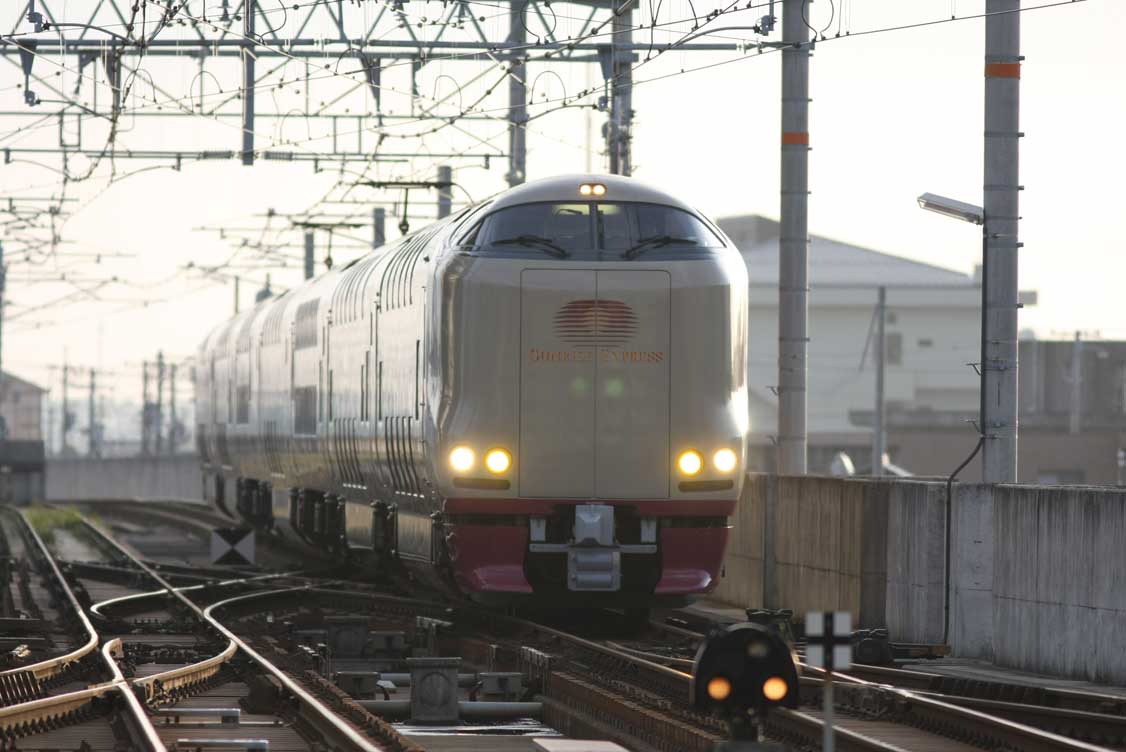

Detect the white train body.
xmin=196 ymin=174 xmax=749 ymax=607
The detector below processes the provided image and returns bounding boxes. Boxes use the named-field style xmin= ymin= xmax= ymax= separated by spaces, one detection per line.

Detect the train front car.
xmin=434 ymin=175 xmax=748 ymax=608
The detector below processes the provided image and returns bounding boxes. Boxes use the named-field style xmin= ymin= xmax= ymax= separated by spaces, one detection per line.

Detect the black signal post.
xmin=691 ymin=623 xmax=798 ymax=750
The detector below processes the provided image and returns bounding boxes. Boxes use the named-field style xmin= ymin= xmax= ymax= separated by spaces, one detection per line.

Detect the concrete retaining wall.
xmin=715 ymin=473 xmax=1126 ymax=684
xmin=993 ymin=485 xmax=1126 ymax=683
xmin=46 ymin=454 xmax=203 ymax=502
xmin=884 ymin=481 xmax=946 ymax=645
xmin=713 ymin=474 xmax=891 ymax=628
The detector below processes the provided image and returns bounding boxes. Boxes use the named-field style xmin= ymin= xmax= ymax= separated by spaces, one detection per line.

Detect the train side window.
xmin=414 ymin=340 xmax=420 ymax=420
xmin=328 ymin=370 xmax=334 ymax=421
xmin=377 ymin=361 xmax=383 ymax=421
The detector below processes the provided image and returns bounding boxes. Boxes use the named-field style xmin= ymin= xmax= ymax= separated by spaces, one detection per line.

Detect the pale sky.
xmin=2 ymin=0 xmax=1123 ymax=407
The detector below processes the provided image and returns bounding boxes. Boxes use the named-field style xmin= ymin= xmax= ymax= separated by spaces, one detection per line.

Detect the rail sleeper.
xmin=543 ymin=670 xmax=718 ymax=752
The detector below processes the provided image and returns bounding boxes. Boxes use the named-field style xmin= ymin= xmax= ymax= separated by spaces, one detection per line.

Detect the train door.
xmin=519 ymin=269 xmax=596 ymax=497
xmin=518 ymin=269 xmax=670 ymax=499
xmin=593 ymin=270 xmax=670 ymax=498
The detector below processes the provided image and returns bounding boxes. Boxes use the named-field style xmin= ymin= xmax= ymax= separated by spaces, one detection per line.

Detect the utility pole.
xmin=983 ymin=0 xmax=1021 ymax=482
xmin=156 ymin=351 xmax=165 ymax=456
xmin=507 ymin=0 xmax=527 ymax=187
xmin=304 ymin=230 xmax=315 ymax=279
xmin=61 ymin=359 xmax=70 ymax=453
xmin=1069 ymin=332 xmax=1083 ymax=435
xmin=872 ymin=287 xmax=887 ymax=476
xmin=777 ymin=0 xmax=810 ymax=475
xmin=169 ymin=363 xmax=178 ymax=453
xmin=0 ymin=241 xmax=6 ymax=409
xmin=241 ymin=0 xmax=256 ymax=165
xmin=87 ymin=368 xmax=96 ymax=457
xmin=437 ymin=166 xmax=453 ymax=219
xmin=372 ymin=208 xmax=386 ymax=249
xmin=608 ymin=0 xmax=634 ymax=176
xmin=141 ymin=360 xmax=150 ymax=456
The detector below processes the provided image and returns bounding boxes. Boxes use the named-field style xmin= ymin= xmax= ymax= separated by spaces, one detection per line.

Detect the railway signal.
xmin=691 ymin=622 xmax=798 ymax=749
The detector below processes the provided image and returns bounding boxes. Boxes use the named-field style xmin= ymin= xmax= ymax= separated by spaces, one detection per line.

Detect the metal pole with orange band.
xmin=983 ymin=0 xmax=1021 ymax=483
xmin=778 ymin=0 xmax=810 ymax=475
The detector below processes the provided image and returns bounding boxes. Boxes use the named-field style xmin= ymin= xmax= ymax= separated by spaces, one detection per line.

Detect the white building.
xmin=716 ymin=215 xmax=1032 ymax=473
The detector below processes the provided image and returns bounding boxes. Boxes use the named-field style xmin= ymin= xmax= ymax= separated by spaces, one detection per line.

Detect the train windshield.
xmin=465 ymin=202 xmax=724 ymax=257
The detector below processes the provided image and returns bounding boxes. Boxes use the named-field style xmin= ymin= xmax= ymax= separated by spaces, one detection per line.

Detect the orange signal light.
xmin=762 ymin=676 xmax=788 ymax=701
xmin=706 ymin=676 xmax=733 ymax=701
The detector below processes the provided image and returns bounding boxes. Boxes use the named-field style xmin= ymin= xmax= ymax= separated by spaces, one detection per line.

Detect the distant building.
xmin=860 ymin=338 xmax=1126 ymax=486
xmin=0 ymin=371 xmax=47 ymax=503
xmin=718 ymin=214 xmax=1015 ymax=473
xmin=0 ymin=371 xmax=46 ymax=441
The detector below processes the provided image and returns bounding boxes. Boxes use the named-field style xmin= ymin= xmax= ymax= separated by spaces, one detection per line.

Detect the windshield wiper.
xmin=493 ymin=234 xmax=570 ymax=258
xmin=622 ymin=235 xmax=698 ymax=260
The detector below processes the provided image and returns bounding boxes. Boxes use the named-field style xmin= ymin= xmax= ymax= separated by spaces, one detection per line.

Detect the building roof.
xmin=1 ymin=371 xmax=47 ymax=394
xmin=716 ymin=214 xmax=976 ymax=288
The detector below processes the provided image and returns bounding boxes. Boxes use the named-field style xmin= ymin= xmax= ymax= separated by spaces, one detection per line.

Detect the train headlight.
xmin=678 ymin=450 xmax=703 ymax=476
xmin=579 ymin=183 xmax=593 ymax=196
xmin=449 ymin=446 xmax=475 ymax=473
xmin=713 ymin=448 xmax=738 ymax=473
xmin=485 ymin=448 xmax=511 ymax=475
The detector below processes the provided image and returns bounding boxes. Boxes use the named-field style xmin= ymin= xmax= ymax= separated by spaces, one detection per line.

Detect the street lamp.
xmin=916 ymin=192 xmax=987 ymax=453
xmin=917 ymin=191 xmax=988 ymax=651
xmin=917 ymin=193 xmax=985 ymax=226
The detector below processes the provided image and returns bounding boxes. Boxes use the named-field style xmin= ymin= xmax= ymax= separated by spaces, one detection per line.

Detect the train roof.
xmin=489 ymin=174 xmax=698 ymax=214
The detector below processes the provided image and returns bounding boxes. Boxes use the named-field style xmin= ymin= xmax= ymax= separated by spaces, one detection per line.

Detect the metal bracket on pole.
xmin=18 ymin=42 xmax=39 ymax=106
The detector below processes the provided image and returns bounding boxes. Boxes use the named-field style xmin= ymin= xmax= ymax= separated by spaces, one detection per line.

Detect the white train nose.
xmin=519 ymin=268 xmax=671 ymax=499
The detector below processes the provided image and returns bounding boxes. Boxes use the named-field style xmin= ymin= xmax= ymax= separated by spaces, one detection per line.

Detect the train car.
xmin=196 ymin=174 xmax=749 ymax=609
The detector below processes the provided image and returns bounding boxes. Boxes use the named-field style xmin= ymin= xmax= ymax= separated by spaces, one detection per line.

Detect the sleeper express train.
xmin=196 ymin=174 xmax=749 ymax=608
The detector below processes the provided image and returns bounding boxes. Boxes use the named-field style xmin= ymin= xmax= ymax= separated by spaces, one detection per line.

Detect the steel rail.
xmin=510 ymin=616 xmax=910 ymax=751
xmin=803 ymin=665 xmax=1114 ymax=752
xmin=87 ymin=571 xmax=298 ymax=703
xmin=845 ymin=662 xmax=1126 ymax=715
xmin=78 ymin=517 xmax=386 ymax=752
xmin=0 ymin=511 xmax=165 ymax=750
xmin=0 ymin=513 xmax=98 ymax=683
xmin=522 ymin=613 xmax=1115 ymax=752
xmin=89 ymin=571 xmax=298 ymax=618
xmin=100 ymin=640 xmax=168 ymax=750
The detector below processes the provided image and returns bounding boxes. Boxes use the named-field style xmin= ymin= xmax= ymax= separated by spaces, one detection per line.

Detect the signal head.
xmin=691 ymin=623 xmax=799 ymax=717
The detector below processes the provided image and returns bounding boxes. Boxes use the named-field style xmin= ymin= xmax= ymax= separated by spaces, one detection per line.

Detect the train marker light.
xmin=713 ymin=448 xmax=738 ymax=473
xmin=485 ymin=448 xmax=511 ymax=474
xmin=692 ymin=622 xmax=798 ymax=742
xmin=449 ymin=446 xmax=475 ymax=473
xmin=677 ymin=450 xmax=703 ymax=476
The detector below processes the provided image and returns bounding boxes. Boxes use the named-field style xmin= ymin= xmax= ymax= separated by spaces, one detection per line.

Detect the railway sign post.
xmin=211 ymin=527 xmax=255 ymax=566
xmin=805 ymin=611 xmax=853 ymax=752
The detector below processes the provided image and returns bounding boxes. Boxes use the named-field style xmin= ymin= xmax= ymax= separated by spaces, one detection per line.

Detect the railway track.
xmin=12 ymin=500 xmax=1126 ymax=752
xmin=0 ymin=507 xmax=164 ymax=750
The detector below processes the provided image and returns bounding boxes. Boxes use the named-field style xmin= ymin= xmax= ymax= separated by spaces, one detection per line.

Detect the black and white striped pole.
xmin=805 ymin=611 xmax=853 ymax=752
